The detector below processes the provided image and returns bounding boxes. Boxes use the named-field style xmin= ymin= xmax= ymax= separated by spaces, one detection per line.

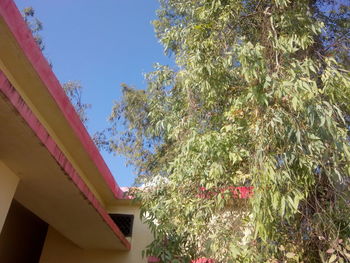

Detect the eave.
xmin=0 ymin=0 xmax=123 ymax=205
xmin=0 ymin=0 xmax=131 ymax=250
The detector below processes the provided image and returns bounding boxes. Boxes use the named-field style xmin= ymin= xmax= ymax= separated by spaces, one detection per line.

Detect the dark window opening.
xmin=109 ymin=214 xmax=134 ymax=237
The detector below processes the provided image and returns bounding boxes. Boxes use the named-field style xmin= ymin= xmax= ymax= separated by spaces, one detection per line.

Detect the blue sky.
xmin=14 ymin=0 xmax=172 ymax=186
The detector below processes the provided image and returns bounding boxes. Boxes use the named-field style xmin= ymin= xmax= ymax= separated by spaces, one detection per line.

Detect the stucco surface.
xmin=0 ymin=161 xmax=19 ymax=232
xmin=40 ymin=206 xmax=153 ymax=263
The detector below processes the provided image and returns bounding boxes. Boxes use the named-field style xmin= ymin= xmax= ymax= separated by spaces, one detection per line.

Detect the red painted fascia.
xmin=147 ymin=256 xmax=215 ymax=262
xmin=192 ymin=258 xmax=215 ymax=263
xmin=147 ymin=256 xmax=161 ymax=262
xmin=0 ymin=72 xmax=131 ymax=250
xmin=198 ymin=186 xmax=254 ymax=199
xmin=0 ymin=0 xmax=124 ymax=199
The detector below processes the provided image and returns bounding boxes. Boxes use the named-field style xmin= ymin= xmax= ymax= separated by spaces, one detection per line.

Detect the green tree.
xmin=22 ymin=7 xmax=45 ymax=51
xmin=62 ymin=81 xmax=91 ymax=125
xmin=112 ymin=0 xmax=350 ymax=261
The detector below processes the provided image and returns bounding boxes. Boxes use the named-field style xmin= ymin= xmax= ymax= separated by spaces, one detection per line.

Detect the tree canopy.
xmin=107 ymin=0 xmax=349 ymax=262
xmin=22 ymin=7 xmax=45 ymax=51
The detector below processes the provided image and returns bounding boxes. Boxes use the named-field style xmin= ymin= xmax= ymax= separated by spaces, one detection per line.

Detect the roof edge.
xmin=0 ymin=0 xmax=123 ymax=199
xmin=0 ymin=71 xmax=131 ymax=250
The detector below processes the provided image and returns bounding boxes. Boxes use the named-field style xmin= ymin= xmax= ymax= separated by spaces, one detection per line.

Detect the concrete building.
xmin=0 ymin=0 xmax=154 ymax=262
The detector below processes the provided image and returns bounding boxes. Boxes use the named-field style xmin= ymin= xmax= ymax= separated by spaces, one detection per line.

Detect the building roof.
xmin=0 ymin=0 xmax=131 ymax=250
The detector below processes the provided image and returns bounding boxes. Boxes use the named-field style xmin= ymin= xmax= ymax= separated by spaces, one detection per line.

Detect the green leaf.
xmin=296 ymin=130 xmax=301 ymax=144
xmin=280 ymin=196 xmax=286 ymax=217
xmin=328 ymin=254 xmax=337 ymax=263
xmin=291 ymin=96 xmax=298 ymax=110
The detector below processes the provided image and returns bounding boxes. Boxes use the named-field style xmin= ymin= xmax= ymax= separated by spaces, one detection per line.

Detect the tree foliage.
xmin=62 ymin=81 xmax=91 ymax=125
xmin=108 ymin=0 xmax=349 ymax=262
xmin=22 ymin=7 xmax=45 ymax=51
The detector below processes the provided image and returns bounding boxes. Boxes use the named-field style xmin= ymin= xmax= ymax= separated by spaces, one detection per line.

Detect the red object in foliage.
xmin=198 ymin=186 xmax=254 ymax=199
xmin=147 ymin=256 xmax=215 ymax=263
xmin=147 ymin=256 xmax=161 ymax=262
xmin=191 ymin=257 xmax=215 ymax=263
xmin=234 ymin=186 xmax=254 ymax=199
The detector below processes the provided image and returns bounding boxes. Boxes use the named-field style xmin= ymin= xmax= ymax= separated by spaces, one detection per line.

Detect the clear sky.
xmin=14 ymin=0 xmax=172 ymax=187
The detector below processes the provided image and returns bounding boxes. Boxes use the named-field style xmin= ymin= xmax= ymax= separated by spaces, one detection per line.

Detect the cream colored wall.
xmin=0 ymin=161 xmax=19 ymax=233
xmin=39 ymin=205 xmax=153 ymax=263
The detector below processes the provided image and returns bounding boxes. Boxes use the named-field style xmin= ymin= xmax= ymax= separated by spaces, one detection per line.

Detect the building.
xmin=0 ymin=0 xmax=154 ymax=262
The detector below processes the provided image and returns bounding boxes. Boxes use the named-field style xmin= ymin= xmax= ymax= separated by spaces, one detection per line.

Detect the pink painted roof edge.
xmin=0 ymin=0 xmax=124 ymax=199
xmin=0 ymin=72 xmax=131 ymax=250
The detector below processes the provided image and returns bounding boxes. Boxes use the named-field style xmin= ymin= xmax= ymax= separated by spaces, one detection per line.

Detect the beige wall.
xmin=39 ymin=204 xmax=153 ymax=263
xmin=0 ymin=161 xmax=19 ymax=232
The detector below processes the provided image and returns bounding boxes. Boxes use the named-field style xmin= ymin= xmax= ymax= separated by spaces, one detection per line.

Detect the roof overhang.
xmin=0 ymin=0 xmax=131 ymax=250
xmin=0 ymin=72 xmax=130 ymax=250
xmin=0 ymin=0 xmax=123 ymax=205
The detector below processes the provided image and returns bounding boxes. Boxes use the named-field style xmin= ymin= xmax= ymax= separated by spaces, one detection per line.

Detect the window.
xmin=109 ymin=214 xmax=134 ymax=237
